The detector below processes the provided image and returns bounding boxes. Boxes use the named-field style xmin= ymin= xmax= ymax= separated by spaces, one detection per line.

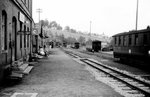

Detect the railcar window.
xmin=143 ymin=34 xmax=148 ymax=45
xmin=129 ymin=35 xmax=132 ymax=46
xmin=28 ymin=0 xmax=29 ymax=8
xmin=123 ymin=36 xmax=126 ymax=46
xmin=135 ymin=34 xmax=138 ymax=45
xmin=24 ymin=0 xmax=26 ymax=4
xmin=118 ymin=36 xmax=121 ymax=45
xmin=114 ymin=37 xmax=117 ymax=45
xmin=24 ymin=25 xmax=26 ymax=48
xmin=20 ymin=22 xmax=23 ymax=49
xmin=27 ymin=27 xmax=30 ymax=47
xmin=1 ymin=10 xmax=7 ymax=51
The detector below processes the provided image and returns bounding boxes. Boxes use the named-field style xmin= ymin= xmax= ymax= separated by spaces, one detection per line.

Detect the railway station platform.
xmin=0 ymin=48 xmax=122 ymax=97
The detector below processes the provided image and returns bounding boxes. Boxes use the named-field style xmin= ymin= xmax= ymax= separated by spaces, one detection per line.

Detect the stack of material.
xmin=10 ymin=60 xmax=34 ymax=79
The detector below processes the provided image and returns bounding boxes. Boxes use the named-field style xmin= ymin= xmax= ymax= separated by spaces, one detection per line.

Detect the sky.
xmin=32 ymin=0 xmax=150 ymax=37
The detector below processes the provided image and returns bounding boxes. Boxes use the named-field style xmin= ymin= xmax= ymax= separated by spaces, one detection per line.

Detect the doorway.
xmin=12 ymin=17 xmax=17 ymax=61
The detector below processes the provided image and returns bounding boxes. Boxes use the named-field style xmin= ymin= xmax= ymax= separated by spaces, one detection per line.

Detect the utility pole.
xmin=89 ymin=21 xmax=92 ymax=45
xmin=36 ymin=8 xmax=42 ymax=24
xmin=135 ymin=0 xmax=139 ymax=30
xmin=36 ymin=8 xmax=43 ymax=47
xmin=90 ymin=21 xmax=92 ymax=35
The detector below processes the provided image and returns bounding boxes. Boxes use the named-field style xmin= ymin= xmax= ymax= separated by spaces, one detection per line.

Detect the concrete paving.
xmin=0 ymin=48 xmax=123 ymax=97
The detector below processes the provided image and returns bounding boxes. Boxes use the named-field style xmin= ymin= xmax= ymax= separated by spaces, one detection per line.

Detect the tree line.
xmin=40 ymin=19 xmax=79 ymax=33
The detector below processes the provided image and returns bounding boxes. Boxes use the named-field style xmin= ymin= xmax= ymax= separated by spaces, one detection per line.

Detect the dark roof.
xmin=75 ymin=42 xmax=80 ymax=44
xmin=112 ymin=28 xmax=150 ymax=37
xmin=92 ymin=40 xmax=101 ymax=43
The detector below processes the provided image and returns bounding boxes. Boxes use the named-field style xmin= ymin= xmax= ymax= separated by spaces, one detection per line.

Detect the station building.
xmin=0 ymin=0 xmax=33 ymax=82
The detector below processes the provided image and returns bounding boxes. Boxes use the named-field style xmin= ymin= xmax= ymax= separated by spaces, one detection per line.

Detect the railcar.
xmin=86 ymin=40 xmax=101 ymax=52
xmin=63 ymin=42 xmax=67 ymax=47
xmin=113 ymin=27 xmax=150 ymax=64
xmin=92 ymin=40 xmax=101 ymax=52
xmin=74 ymin=42 xmax=80 ymax=49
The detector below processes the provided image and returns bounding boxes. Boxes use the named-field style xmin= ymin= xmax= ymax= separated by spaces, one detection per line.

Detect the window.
xmin=1 ymin=10 xmax=7 ymax=51
xmin=123 ymin=36 xmax=126 ymax=46
xmin=129 ymin=35 xmax=132 ymax=45
xmin=24 ymin=25 xmax=26 ymax=48
xmin=135 ymin=34 xmax=138 ymax=45
xmin=143 ymin=34 xmax=148 ymax=45
xmin=27 ymin=27 xmax=29 ymax=47
xmin=114 ymin=37 xmax=117 ymax=45
xmin=118 ymin=36 xmax=121 ymax=45
xmin=28 ymin=0 xmax=30 ymax=8
xmin=24 ymin=0 xmax=26 ymax=4
xmin=20 ymin=22 xmax=22 ymax=49
xmin=28 ymin=35 xmax=30 ymax=48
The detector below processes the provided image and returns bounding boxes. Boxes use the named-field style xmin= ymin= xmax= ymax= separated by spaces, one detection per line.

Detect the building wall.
xmin=0 ymin=0 xmax=33 ymax=82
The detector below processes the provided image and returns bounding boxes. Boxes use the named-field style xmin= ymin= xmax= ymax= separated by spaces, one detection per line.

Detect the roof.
xmin=112 ymin=27 xmax=150 ymax=37
xmin=92 ymin=40 xmax=101 ymax=43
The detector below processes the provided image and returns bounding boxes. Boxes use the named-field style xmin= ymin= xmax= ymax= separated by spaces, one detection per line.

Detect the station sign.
xmin=19 ymin=12 xmax=25 ymax=23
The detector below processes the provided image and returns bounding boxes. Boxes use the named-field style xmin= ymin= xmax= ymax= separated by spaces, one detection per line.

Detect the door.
xmin=12 ymin=17 xmax=17 ymax=61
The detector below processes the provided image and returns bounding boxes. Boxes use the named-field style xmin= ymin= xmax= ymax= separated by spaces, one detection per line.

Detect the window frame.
xmin=143 ymin=33 xmax=148 ymax=46
xmin=20 ymin=22 xmax=23 ymax=49
xmin=1 ymin=10 xmax=7 ymax=52
xmin=134 ymin=34 xmax=138 ymax=46
xmin=114 ymin=37 xmax=117 ymax=46
xmin=27 ymin=27 xmax=30 ymax=48
xmin=128 ymin=34 xmax=132 ymax=46
xmin=24 ymin=25 xmax=26 ymax=48
xmin=123 ymin=35 xmax=126 ymax=46
xmin=118 ymin=36 xmax=121 ymax=46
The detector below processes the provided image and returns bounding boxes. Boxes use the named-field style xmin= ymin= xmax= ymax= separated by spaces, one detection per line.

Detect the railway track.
xmin=66 ymin=51 xmax=150 ymax=97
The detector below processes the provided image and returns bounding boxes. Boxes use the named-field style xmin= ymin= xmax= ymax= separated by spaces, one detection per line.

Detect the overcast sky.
xmin=33 ymin=0 xmax=150 ymax=36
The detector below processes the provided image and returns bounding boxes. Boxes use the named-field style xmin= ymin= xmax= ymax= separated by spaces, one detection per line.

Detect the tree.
xmin=78 ymin=36 xmax=85 ymax=45
xmin=40 ymin=19 xmax=49 ymax=27
xmin=59 ymin=34 xmax=65 ymax=42
xmin=66 ymin=37 xmax=77 ymax=44
xmin=49 ymin=21 xmax=58 ymax=29
xmin=48 ymin=21 xmax=62 ymax=30
xmin=86 ymin=38 xmax=92 ymax=45
xmin=57 ymin=24 xmax=62 ymax=30
xmin=70 ymin=29 xmax=77 ymax=33
xmin=107 ymin=37 xmax=113 ymax=47
xmin=64 ymin=26 xmax=70 ymax=31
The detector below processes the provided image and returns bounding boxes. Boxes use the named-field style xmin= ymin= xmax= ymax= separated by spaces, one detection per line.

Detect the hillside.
xmin=45 ymin=28 xmax=111 ymax=43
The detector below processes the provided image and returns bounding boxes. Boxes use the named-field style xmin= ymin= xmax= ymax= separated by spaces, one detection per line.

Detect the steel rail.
xmin=66 ymin=51 xmax=150 ymax=97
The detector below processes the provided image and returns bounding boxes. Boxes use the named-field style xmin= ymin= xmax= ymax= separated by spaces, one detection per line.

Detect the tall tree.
xmin=86 ymin=38 xmax=92 ymax=45
xmin=57 ymin=24 xmax=62 ymax=30
xmin=66 ymin=37 xmax=77 ymax=44
xmin=64 ymin=26 xmax=70 ymax=31
xmin=70 ymin=29 xmax=77 ymax=33
xmin=40 ymin=19 xmax=49 ymax=27
xmin=49 ymin=21 xmax=62 ymax=30
xmin=49 ymin=21 xmax=58 ymax=28
xmin=78 ymin=36 xmax=85 ymax=45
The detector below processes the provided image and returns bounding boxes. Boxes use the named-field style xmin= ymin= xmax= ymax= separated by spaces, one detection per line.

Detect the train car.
xmin=112 ymin=27 xmax=150 ymax=64
xmin=86 ymin=40 xmax=101 ymax=52
xmin=74 ymin=42 xmax=80 ymax=49
xmin=92 ymin=40 xmax=101 ymax=52
xmin=63 ymin=42 xmax=67 ymax=47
